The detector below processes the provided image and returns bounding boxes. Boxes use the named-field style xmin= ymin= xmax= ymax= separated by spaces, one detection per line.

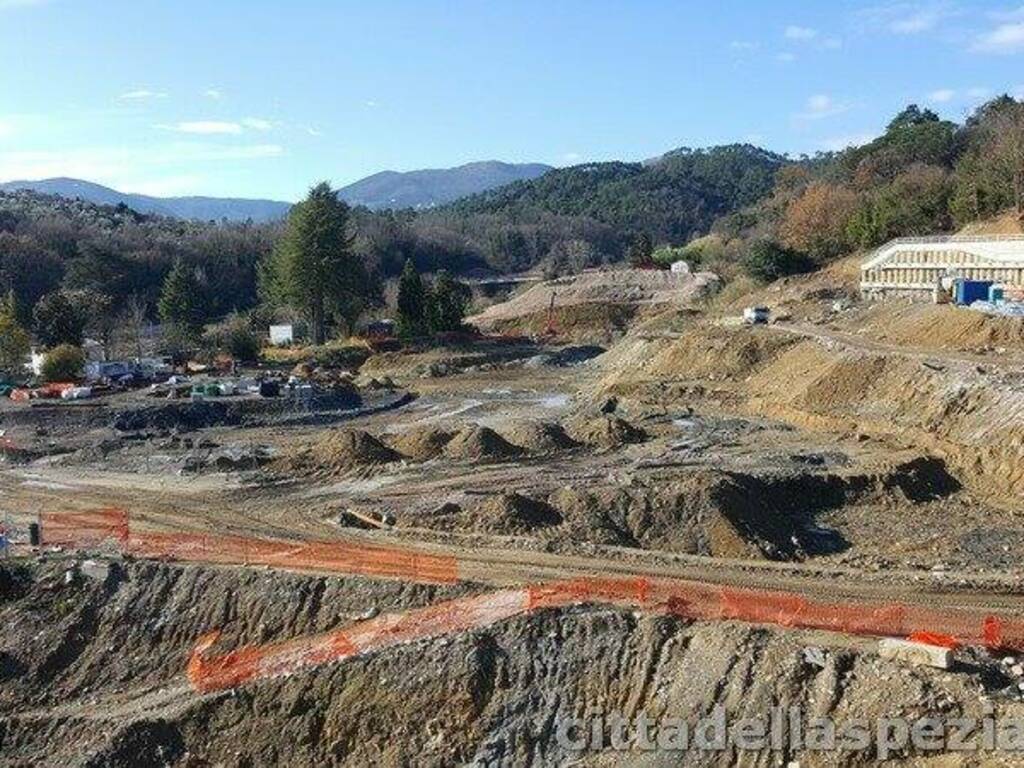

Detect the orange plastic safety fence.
xmin=126 ymin=531 xmax=459 ymax=584
xmin=187 ymin=588 xmax=532 ymax=692
xmin=40 ymin=508 xmax=129 ymax=546
xmin=40 ymin=511 xmax=1024 ymax=666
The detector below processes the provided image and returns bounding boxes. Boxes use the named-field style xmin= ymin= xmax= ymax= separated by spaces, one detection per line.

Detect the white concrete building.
xmin=861 ymin=235 xmax=1024 ymax=299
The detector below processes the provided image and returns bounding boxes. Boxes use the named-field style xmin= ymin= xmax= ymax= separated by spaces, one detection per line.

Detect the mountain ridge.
xmin=0 ymin=160 xmax=554 ymax=221
xmin=335 ymin=160 xmax=552 ymax=210
xmin=0 ymin=177 xmax=293 ymax=222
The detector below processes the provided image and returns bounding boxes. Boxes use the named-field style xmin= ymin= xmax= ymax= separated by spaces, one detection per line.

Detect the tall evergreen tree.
xmin=0 ymin=292 xmax=30 ymax=378
xmin=262 ymin=182 xmax=368 ymax=344
xmin=428 ymin=270 xmax=470 ymax=333
xmin=627 ymin=233 xmax=654 ymax=268
xmin=158 ymin=259 xmax=205 ymax=347
xmin=396 ymin=259 xmax=429 ymax=339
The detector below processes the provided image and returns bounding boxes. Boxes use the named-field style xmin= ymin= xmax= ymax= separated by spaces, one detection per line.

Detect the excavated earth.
xmin=5 ymin=260 xmax=1024 ymax=764
xmin=3 ymin=560 xmax=1023 ymax=767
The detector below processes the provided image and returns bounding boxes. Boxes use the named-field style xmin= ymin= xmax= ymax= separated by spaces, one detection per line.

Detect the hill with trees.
xmin=0 ymin=178 xmax=292 ymax=222
xmin=3 ymin=96 xmax=1024 ymax=358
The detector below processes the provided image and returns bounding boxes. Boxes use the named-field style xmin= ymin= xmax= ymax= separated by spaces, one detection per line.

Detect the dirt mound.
xmin=564 ymin=415 xmax=647 ymax=449
xmin=283 ymin=429 xmax=403 ymax=475
xmin=442 ymin=425 xmax=523 ymax=462
xmin=386 ymin=427 xmax=455 ymax=461
xmin=471 ymin=493 xmax=563 ymax=535
xmin=486 ymin=303 xmax=640 ymax=344
xmin=499 ymin=420 xmax=579 ymax=454
xmin=858 ymin=302 xmax=1024 ymax=353
xmin=469 ymin=268 xmax=720 ymax=328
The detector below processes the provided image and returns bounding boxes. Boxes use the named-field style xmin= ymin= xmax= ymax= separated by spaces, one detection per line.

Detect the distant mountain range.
xmin=0 ymin=161 xmax=554 ymax=222
xmin=0 ymin=178 xmax=293 ymax=222
xmin=336 ymin=161 xmax=552 ymax=210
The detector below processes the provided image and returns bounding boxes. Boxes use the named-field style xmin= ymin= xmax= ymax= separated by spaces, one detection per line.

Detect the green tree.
xmin=261 ymin=182 xmax=370 ymax=344
xmin=40 ymin=344 xmax=85 ymax=382
xmin=158 ymin=259 xmax=205 ymax=349
xmin=0 ymin=294 xmax=30 ymax=378
xmin=742 ymin=240 xmax=813 ymax=282
xmin=428 ymin=270 xmax=471 ymax=333
xmin=396 ymin=259 xmax=430 ymax=339
xmin=33 ymin=290 xmax=89 ymax=347
xmin=627 ymin=233 xmax=654 ymax=268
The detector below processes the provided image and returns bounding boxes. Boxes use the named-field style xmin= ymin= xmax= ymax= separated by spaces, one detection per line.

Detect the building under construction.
xmin=860 ymin=235 xmax=1024 ymax=299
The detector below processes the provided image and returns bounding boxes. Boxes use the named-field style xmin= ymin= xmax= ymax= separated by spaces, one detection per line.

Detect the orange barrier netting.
xmin=40 ymin=508 xmax=129 ymax=547
xmin=38 ymin=511 xmax=1024 ymax=680
xmin=187 ymin=588 xmax=532 ymax=692
xmin=41 ymin=509 xmax=457 ymax=585
xmin=187 ymin=576 xmax=1024 ymax=692
xmin=127 ymin=531 xmax=459 ymax=584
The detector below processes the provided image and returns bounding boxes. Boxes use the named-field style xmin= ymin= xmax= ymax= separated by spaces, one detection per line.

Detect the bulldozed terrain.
xmin=5 ymin=265 xmax=1024 ymax=765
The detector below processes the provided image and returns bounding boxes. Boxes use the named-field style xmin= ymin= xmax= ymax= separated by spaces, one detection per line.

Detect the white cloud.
xmin=560 ymin=152 xmax=581 ymax=163
xmin=365 ymin=100 xmax=379 ymax=108
xmin=797 ymin=94 xmax=849 ymax=120
xmin=784 ymin=25 xmax=818 ymax=40
xmin=859 ymin=3 xmax=960 ymax=36
xmin=776 ymin=51 xmax=797 ymax=62
xmin=818 ymin=133 xmax=878 ymax=152
xmin=305 ymin=126 xmax=324 ymax=137
xmin=204 ymin=88 xmax=222 ymax=100
xmin=160 ymin=121 xmax=243 ymax=135
xmin=241 ymin=117 xmax=273 ymax=131
xmin=972 ymin=22 xmax=1024 ymax=53
xmin=928 ymin=88 xmax=956 ymax=103
xmin=0 ymin=119 xmax=14 ymax=140
xmin=890 ymin=9 xmax=941 ymax=33
xmin=729 ymin=40 xmax=759 ymax=51
xmin=819 ymin=36 xmax=843 ymax=49
xmin=119 ymin=89 xmax=167 ymax=101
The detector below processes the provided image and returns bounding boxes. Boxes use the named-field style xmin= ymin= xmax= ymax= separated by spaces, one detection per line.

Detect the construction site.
xmin=5 ymin=231 xmax=1024 ymax=766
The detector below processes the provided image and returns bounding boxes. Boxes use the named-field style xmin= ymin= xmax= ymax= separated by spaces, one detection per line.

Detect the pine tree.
xmin=396 ymin=259 xmax=429 ymax=339
xmin=158 ymin=259 xmax=205 ymax=347
xmin=428 ymin=270 xmax=470 ymax=333
xmin=0 ymin=293 xmax=30 ymax=378
xmin=262 ymin=182 xmax=369 ymax=344
xmin=628 ymin=233 xmax=654 ymax=268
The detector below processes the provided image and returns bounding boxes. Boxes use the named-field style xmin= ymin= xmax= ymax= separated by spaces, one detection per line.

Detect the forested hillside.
xmin=2 ymin=96 xmax=1023 ymax=351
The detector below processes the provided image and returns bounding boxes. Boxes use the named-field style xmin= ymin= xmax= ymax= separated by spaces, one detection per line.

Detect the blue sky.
xmin=2 ymin=0 xmax=1024 ymax=201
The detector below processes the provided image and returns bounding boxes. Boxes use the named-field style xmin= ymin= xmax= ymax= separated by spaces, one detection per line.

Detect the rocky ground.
xmin=4 ymin=261 xmax=1024 ymax=764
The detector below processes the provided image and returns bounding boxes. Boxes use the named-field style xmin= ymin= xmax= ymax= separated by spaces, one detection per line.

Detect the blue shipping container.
xmin=990 ymin=284 xmax=1005 ymax=303
xmin=954 ymin=280 xmax=993 ymax=306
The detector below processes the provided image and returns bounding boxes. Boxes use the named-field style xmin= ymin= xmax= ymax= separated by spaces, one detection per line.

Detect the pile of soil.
xmin=442 ymin=425 xmax=523 ymax=462
xmin=386 ymin=427 xmax=455 ymax=461
xmin=471 ymin=493 xmax=563 ymax=535
xmin=469 ymin=268 xmax=720 ymax=327
xmin=500 ymin=420 xmax=578 ymax=455
xmin=564 ymin=415 xmax=647 ymax=449
xmin=283 ymin=429 xmax=403 ymax=475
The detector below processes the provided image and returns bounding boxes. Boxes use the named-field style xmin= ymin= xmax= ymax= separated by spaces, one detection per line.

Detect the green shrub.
xmin=227 ymin=326 xmax=261 ymax=362
xmin=742 ymin=240 xmax=813 ymax=283
xmin=40 ymin=344 xmax=85 ymax=382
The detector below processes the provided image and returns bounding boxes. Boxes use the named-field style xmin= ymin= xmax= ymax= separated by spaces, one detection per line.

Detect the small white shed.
xmin=269 ymin=325 xmax=294 ymax=346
